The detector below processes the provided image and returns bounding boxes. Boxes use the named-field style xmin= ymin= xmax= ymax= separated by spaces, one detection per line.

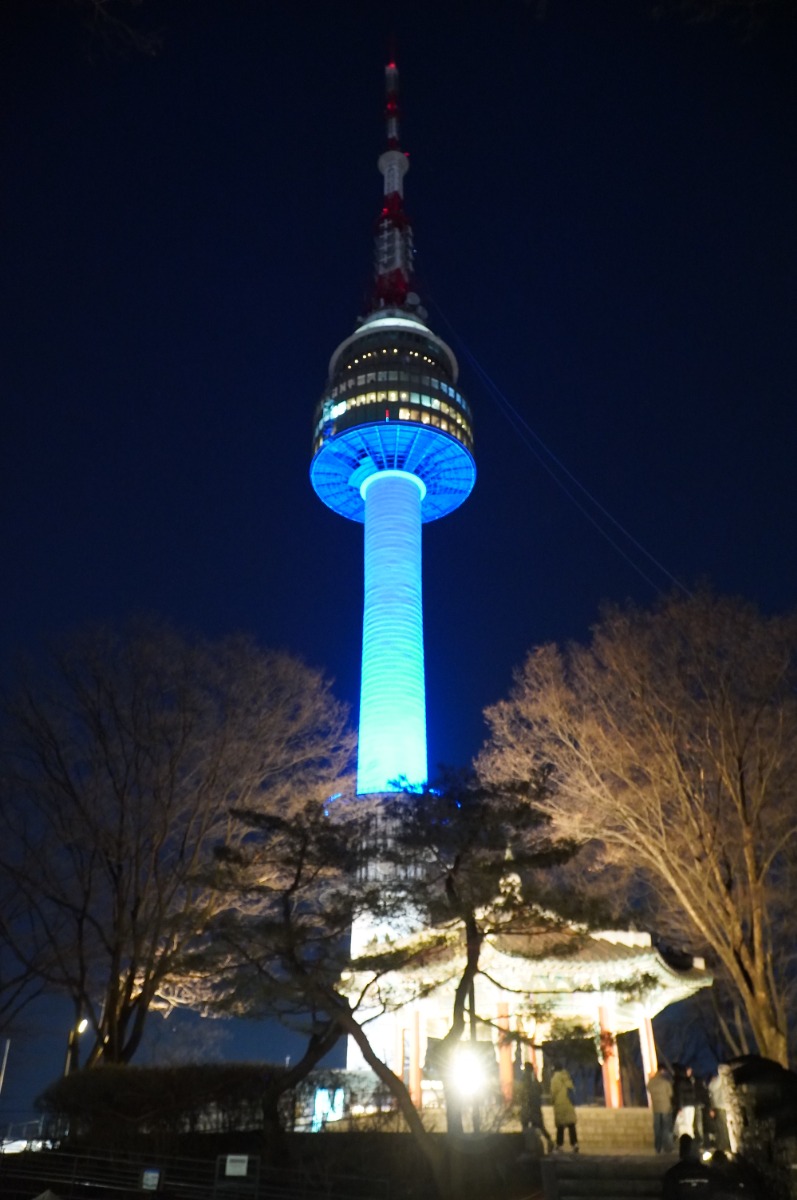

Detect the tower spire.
xmin=384 ymin=58 xmax=401 ymax=150
xmin=372 ymin=59 xmax=413 ymax=311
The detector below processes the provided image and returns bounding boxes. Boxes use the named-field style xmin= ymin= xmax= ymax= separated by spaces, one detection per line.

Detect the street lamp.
xmin=64 ymin=1018 xmax=88 ymax=1076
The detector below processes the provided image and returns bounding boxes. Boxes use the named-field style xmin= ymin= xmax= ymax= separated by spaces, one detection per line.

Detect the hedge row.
xmin=37 ymin=1062 xmax=290 ymax=1146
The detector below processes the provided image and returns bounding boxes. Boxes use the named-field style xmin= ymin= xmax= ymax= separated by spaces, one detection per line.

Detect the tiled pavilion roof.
xmin=481 ymin=929 xmax=711 ymax=1031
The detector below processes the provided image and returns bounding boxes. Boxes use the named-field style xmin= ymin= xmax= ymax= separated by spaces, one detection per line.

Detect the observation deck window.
xmin=313 ymin=388 xmax=473 ymax=452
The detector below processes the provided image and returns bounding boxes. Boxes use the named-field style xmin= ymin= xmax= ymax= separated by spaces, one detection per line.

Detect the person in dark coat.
xmin=693 ymin=1073 xmax=710 ymax=1147
xmin=710 ymin=1151 xmax=767 ymax=1199
xmin=662 ymin=1135 xmax=713 ymax=1197
xmin=672 ymin=1064 xmax=697 ymax=1140
xmin=519 ymin=1062 xmax=553 ymax=1152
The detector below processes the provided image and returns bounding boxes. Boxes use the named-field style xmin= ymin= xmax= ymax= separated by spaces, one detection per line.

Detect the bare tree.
xmin=480 ymin=592 xmax=797 ymax=1067
xmin=648 ymin=0 xmax=795 ymax=26
xmin=0 ymin=888 xmax=46 ymax=1037
xmin=0 ymin=620 xmax=353 ymax=1066
xmin=62 ymin=0 xmax=161 ymax=55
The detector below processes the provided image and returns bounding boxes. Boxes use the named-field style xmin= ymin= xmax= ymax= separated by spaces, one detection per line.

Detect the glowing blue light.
xmin=357 ymin=470 xmax=427 ymax=794
xmin=312 ymin=1087 xmax=344 ymax=1131
xmin=310 ymin=421 xmax=475 ymax=524
xmin=309 ymin=313 xmax=476 ymax=802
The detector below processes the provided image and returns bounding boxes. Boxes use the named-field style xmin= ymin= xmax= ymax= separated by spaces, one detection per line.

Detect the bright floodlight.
xmin=450 ymin=1045 xmax=486 ymax=1098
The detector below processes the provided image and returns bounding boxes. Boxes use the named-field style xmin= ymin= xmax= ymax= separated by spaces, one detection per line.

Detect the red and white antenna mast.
xmin=371 ymin=60 xmax=414 ymax=310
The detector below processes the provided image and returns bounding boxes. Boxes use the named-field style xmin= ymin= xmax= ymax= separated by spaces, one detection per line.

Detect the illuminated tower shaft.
xmin=310 ymin=62 xmax=476 ymax=795
xmin=359 ymin=470 xmax=426 ymax=792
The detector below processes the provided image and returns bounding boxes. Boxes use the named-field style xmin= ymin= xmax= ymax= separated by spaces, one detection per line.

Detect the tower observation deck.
xmin=310 ymin=61 xmax=476 ymax=795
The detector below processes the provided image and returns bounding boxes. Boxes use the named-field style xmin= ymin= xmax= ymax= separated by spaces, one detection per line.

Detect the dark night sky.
xmin=1 ymin=0 xmax=796 ymax=1124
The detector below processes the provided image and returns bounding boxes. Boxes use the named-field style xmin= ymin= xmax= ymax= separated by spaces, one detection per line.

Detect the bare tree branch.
xmin=0 ymin=619 xmax=354 ymax=1065
xmin=480 ymin=591 xmax=797 ymax=1065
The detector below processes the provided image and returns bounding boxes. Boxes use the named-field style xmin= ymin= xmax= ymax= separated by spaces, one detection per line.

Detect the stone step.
xmin=538 ymin=1106 xmax=655 ymax=1155
xmin=540 ymin=1154 xmax=673 ymax=1200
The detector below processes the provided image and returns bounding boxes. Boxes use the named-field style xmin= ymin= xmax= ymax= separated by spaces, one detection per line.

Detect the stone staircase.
xmin=539 ymin=1106 xmax=655 ymax=1155
xmin=540 ymin=1154 xmax=673 ymax=1200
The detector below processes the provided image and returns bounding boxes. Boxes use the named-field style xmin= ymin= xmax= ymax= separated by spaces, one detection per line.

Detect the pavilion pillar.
xmin=599 ymin=1001 xmax=622 ymax=1108
xmin=638 ymin=1012 xmax=658 ymax=1102
xmin=517 ymin=1012 xmax=539 ymax=1072
xmin=409 ymin=1010 xmax=422 ymax=1108
xmin=394 ymin=1024 xmax=405 ymax=1083
xmin=497 ymin=1001 xmax=513 ymax=1103
xmin=516 ymin=1015 xmax=527 ymax=1063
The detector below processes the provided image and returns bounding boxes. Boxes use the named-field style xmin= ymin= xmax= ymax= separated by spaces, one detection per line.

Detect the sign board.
xmin=140 ymin=1167 xmax=161 ymax=1191
xmin=225 ymin=1155 xmax=249 ymax=1178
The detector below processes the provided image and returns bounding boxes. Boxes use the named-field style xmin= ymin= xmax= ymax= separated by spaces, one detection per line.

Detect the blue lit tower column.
xmin=310 ymin=61 xmax=475 ymax=795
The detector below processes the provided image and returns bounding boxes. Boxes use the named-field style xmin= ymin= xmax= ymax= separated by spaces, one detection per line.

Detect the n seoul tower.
xmin=310 ymin=61 xmax=475 ymax=796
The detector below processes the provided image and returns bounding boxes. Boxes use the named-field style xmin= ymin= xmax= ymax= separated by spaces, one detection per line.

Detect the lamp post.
xmin=0 ymin=1038 xmax=9 ymax=1094
xmin=64 ymin=1018 xmax=88 ymax=1076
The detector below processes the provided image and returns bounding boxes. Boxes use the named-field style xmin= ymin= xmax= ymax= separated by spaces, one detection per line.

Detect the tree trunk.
xmin=751 ymin=1007 xmax=788 ymax=1068
xmin=262 ymin=1023 xmax=343 ymax=1165
xmin=328 ymin=996 xmax=451 ymax=1199
xmin=437 ymin=905 xmax=483 ymax=1136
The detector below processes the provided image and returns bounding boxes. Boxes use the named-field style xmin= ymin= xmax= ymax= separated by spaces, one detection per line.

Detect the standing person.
xmin=708 ymin=1151 xmax=745 ymax=1200
xmin=693 ymin=1074 xmax=710 ymax=1148
xmin=648 ymin=1067 xmax=674 ymax=1154
xmin=520 ymin=1062 xmax=554 ymax=1153
xmin=707 ymin=1072 xmax=731 ymax=1153
xmin=672 ymin=1064 xmax=697 ymax=1140
xmin=550 ymin=1062 xmax=579 ymax=1152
